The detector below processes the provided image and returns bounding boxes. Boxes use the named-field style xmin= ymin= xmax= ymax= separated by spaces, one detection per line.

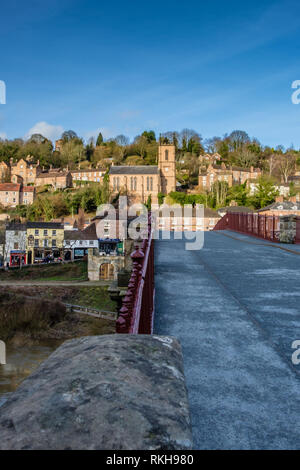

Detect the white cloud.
xmin=25 ymin=121 xmax=64 ymax=142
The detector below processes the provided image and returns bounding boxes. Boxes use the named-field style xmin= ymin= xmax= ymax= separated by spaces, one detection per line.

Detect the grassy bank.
xmin=0 ymin=261 xmax=88 ymax=281
xmin=0 ymin=285 xmax=117 ymax=312
xmin=0 ymin=292 xmax=67 ymax=342
xmin=0 ymin=286 xmax=116 ymax=344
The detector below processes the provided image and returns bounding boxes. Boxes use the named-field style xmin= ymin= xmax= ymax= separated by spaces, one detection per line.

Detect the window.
xmin=52 ymin=230 xmax=56 ymax=236
xmin=147 ymin=176 xmax=149 ymax=191
xmin=52 ymin=239 xmax=56 ymax=247
xmin=44 ymin=239 xmax=48 ymax=247
xmin=150 ymin=177 xmax=153 ymax=191
xmin=165 ymin=150 xmax=169 ymax=160
xmin=34 ymin=239 xmax=39 ymax=247
xmin=44 ymin=229 xmax=48 ymax=236
xmin=113 ymin=177 xmax=120 ymax=191
xmin=35 ymin=229 xmax=39 ymax=236
xmin=14 ymin=242 xmax=19 ymax=249
xmin=89 ymin=240 xmax=94 ymax=245
xmin=79 ymin=240 xmax=83 ymax=245
xmin=14 ymin=231 xmax=18 ymax=236
xmin=13 ymin=198 xmax=16 ymax=203
xmin=24 ymin=192 xmax=27 ymax=196
xmin=134 ymin=177 xmax=137 ymax=191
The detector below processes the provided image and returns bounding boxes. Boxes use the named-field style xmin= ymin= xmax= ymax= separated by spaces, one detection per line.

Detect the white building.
xmin=64 ymin=226 xmax=98 ymax=260
xmin=5 ymin=223 xmax=27 ymax=266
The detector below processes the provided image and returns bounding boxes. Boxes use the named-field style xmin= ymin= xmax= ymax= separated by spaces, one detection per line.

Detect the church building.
xmin=108 ymin=144 xmax=176 ymax=203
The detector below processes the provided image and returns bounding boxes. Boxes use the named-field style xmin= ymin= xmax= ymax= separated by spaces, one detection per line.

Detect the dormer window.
xmin=278 ymin=205 xmax=283 ymax=210
xmin=292 ymin=205 xmax=297 ymax=210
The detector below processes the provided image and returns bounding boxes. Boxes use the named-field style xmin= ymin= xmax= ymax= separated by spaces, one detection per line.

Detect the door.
xmin=100 ymin=263 xmax=114 ymax=280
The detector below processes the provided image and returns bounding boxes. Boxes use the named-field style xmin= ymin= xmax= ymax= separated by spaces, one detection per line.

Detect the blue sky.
xmin=1 ymin=0 xmax=300 ymax=148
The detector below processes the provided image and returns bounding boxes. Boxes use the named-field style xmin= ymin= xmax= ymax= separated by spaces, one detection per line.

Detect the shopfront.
xmin=9 ymin=250 xmax=26 ymax=267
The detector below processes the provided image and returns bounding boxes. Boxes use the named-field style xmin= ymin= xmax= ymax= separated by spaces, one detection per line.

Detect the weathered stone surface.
xmin=0 ymin=335 xmax=193 ymax=450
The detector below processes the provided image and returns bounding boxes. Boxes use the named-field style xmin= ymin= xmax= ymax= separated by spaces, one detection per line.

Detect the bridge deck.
xmin=154 ymin=231 xmax=300 ymax=449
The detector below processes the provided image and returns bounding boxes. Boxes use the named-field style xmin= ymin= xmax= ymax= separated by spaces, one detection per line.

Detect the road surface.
xmin=154 ymin=230 xmax=300 ymax=449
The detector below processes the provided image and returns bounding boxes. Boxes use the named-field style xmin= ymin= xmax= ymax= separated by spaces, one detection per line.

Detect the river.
xmin=0 ymin=340 xmax=61 ymax=403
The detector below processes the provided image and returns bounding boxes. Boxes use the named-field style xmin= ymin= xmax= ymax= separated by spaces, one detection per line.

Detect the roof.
xmin=6 ymin=222 xmax=26 ymax=231
xmin=82 ymin=223 xmax=98 ymax=240
xmin=71 ymin=168 xmax=106 ymax=174
xmin=157 ymin=207 xmax=220 ymax=218
xmin=258 ymin=201 xmax=300 ymax=212
xmin=22 ymin=186 xmax=35 ymax=192
xmin=217 ymin=206 xmax=253 ymax=214
xmin=109 ymin=165 xmax=159 ymax=175
xmin=36 ymin=171 xmax=69 ymax=178
xmin=26 ymin=222 xmax=64 ymax=229
xmin=0 ymin=183 xmax=21 ymax=191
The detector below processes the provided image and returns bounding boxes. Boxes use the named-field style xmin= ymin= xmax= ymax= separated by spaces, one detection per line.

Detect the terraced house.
xmin=0 ymin=183 xmax=35 ymax=207
xmin=26 ymin=222 xmax=64 ymax=264
xmin=198 ymin=162 xmax=261 ymax=191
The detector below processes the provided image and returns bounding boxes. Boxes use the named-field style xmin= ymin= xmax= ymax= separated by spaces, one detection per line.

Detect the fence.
xmin=116 ymin=215 xmax=155 ymax=334
xmin=214 ymin=212 xmax=282 ymax=242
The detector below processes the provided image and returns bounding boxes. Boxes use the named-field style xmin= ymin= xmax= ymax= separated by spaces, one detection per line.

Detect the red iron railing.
xmin=296 ymin=217 xmax=300 ymax=244
xmin=214 ymin=212 xmax=281 ymax=242
xmin=116 ymin=215 xmax=155 ymax=334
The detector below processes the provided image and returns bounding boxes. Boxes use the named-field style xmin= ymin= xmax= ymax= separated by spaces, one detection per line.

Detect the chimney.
xmin=275 ymin=196 xmax=284 ymax=203
xmin=250 ymin=166 xmax=254 ymax=173
xmin=50 ymin=164 xmax=53 ymax=170
xmin=289 ymin=196 xmax=297 ymax=203
xmin=37 ymin=159 xmax=40 ymax=166
xmin=221 ymin=162 xmax=226 ymax=169
xmin=229 ymin=200 xmax=238 ymax=207
xmin=9 ymin=157 xmax=13 ymax=166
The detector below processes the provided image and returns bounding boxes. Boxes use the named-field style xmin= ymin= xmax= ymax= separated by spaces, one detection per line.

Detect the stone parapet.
xmin=0 ymin=335 xmax=193 ymax=450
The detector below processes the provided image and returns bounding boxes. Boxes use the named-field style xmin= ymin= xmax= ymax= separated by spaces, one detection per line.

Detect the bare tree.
xmin=277 ymin=153 xmax=296 ymax=183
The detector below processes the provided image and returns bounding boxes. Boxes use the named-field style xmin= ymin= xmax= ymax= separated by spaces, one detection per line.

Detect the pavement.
xmin=154 ymin=230 xmax=300 ymax=449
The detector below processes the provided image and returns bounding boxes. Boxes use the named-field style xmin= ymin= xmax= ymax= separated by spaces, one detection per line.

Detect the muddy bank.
xmin=0 ymin=291 xmax=115 ymax=346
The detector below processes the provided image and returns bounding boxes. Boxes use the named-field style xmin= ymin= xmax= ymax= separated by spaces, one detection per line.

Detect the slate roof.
xmin=109 ymin=165 xmax=159 ymax=175
xmin=26 ymin=222 xmax=64 ymax=229
xmin=258 ymin=201 xmax=300 ymax=212
xmin=217 ymin=206 xmax=253 ymax=215
xmin=0 ymin=183 xmax=21 ymax=191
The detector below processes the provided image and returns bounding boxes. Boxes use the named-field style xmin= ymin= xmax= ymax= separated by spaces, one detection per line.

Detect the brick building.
xmin=0 ymin=161 xmax=10 ymax=182
xmin=10 ymin=157 xmax=42 ymax=185
xmin=0 ymin=183 xmax=35 ymax=207
xmin=156 ymin=207 xmax=221 ymax=231
xmin=109 ymin=144 xmax=176 ymax=203
xmin=258 ymin=196 xmax=300 ymax=216
xmin=35 ymin=169 xmax=72 ymax=189
xmin=198 ymin=163 xmax=261 ymax=191
xmin=71 ymin=168 xmax=106 ymax=184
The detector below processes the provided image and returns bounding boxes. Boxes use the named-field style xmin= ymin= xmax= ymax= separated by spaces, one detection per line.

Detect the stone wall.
xmin=0 ymin=335 xmax=193 ymax=450
xmin=279 ymin=215 xmax=297 ymax=243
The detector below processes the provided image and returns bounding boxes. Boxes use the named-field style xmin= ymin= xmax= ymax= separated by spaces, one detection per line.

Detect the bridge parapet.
xmin=116 ymin=213 xmax=155 ymax=334
xmin=214 ymin=211 xmax=300 ymax=244
xmin=0 ymin=334 xmax=193 ymax=450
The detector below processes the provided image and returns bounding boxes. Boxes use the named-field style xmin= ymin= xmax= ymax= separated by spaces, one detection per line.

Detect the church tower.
xmin=158 ymin=144 xmax=176 ymax=195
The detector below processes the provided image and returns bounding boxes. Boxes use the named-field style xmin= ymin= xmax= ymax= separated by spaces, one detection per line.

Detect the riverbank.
xmin=0 ymin=288 xmax=116 ymax=345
